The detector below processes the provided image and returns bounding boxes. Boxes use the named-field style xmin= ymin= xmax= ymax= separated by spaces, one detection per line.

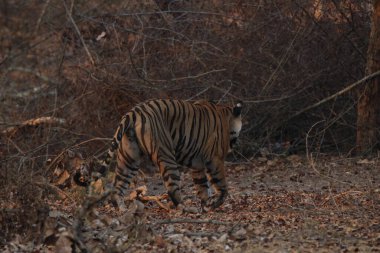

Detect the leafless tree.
xmin=357 ymin=0 xmax=380 ymax=153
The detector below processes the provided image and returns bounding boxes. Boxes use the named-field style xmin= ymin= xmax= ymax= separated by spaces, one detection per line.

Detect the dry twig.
xmin=35 ymin=0 xmax=51 ymax=33
xmin=62 ymin=0 xmax=95 ymax=65
xmin=34 ymin=181 xmax=73 ymax=201
xmin=290 ymin=70 xmax=380 ymax=120
xmin=6 ymin=67 xmax=59 ymax=85
xmin=139 ymin=195 xmax=170 ymax=211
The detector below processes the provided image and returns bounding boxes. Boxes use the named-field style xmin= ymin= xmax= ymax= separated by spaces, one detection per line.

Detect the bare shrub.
xmin=0 ymin=0 xmax=372 ymax=244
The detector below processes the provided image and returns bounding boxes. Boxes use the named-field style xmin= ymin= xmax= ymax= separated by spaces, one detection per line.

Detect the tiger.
xmin=100 ymin=99 xmax=243 ymax=211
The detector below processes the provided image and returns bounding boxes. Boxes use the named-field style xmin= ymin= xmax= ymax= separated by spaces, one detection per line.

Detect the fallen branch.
xmin=155 ymin=218 xmax=230 ymax=226
xmin=2 ymin=116 xmax=66 ymax=136
xmin=129 ymin=186 xmax=170 ymax=211
xmin=139 ymin=195 xmax=170 ymax=211
xmin=167 ymin=231 xmax=221 ymax=238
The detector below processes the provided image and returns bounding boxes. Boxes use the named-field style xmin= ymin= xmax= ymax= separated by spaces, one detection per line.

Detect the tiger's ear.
xmin=233 ymin=101 xmax=243 ymax=117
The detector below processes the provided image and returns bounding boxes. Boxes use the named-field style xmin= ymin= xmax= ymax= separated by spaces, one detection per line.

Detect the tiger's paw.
xmin=202 ymin=193 xmax=227 ymax=212
xmin=200 ymin=200 xmax=210 ymax=213
xmin=201 ymin=199 xmax=216 ymax=212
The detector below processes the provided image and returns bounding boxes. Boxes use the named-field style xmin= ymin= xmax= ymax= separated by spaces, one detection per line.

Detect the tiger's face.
xmin=229 ymin=102 xmax=243 ymax=150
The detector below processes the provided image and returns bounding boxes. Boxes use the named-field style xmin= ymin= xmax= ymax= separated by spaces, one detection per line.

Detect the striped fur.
xmin=102 ymin=99 xmax=243 ymax=210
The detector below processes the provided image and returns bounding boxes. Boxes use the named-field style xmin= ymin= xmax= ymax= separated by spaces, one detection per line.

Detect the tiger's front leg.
xmin=204 ymin=159 xmax=228 ymax=211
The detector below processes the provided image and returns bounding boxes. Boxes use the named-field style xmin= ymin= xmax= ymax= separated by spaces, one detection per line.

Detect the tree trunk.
xmin=356 ymin=0 xmax=380 ymax=153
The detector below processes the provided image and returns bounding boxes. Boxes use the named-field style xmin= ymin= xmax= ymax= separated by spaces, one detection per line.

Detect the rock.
xmin=218 ymin=233 xmax=228 ymax=243
xmin=232 ymin=228 xmax=247 ymax=240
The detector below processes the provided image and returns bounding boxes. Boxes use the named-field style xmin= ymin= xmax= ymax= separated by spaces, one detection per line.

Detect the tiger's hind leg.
xmin=204 ymin=158 xmax=228 ymax=210
xmin=191 ymin=167 xmax=210 ymax=208
xmin=113 ymin=128 xmax=142 ymax=211
xmin=157 ymin=159 xmax=182 ymax=208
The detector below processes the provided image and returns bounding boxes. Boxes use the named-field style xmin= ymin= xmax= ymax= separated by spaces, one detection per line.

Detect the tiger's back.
xmin=104 ymin=99 xmax=243 ymax=211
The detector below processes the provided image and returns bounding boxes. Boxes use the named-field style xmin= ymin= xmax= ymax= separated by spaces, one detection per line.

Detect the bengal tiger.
xmin=100 ymin=99 xmax=243 ymax=211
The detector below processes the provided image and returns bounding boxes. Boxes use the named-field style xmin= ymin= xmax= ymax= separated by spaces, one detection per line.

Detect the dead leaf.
xmin=54 ymin=170 xmax=70 ymax=186
xmin=90 ymin=179 xmax=104 ymax=194
xmin=55 ymin=233 xmax=73 ymax=253
xmin=232 ymin=228 xmax=247 ymax=240
xmin=357 ymin=159 xmax=375 ymax=165
xmin=96 ymin=31 xmax=106 ymax=41
xmin=155 ymin=235 xmax=166 ymax=248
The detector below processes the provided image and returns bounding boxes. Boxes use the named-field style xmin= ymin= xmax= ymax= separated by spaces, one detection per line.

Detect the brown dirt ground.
xmin=3 ymin=155 xmax=380 ymax=252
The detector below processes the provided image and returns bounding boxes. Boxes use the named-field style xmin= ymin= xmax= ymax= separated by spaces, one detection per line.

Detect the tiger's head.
xmin=229 ymin=102 xmax=243 ymax=151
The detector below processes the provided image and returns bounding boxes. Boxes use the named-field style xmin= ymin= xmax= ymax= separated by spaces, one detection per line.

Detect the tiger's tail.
xmin=98 ymin=112 xmax=135 ymax=176
xmin=73 ymin=112 xmax=131 ymax=187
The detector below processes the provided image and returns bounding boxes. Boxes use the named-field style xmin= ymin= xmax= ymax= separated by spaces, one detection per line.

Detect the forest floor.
xmin=2 ymin=154 xmax=380 ymax=253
